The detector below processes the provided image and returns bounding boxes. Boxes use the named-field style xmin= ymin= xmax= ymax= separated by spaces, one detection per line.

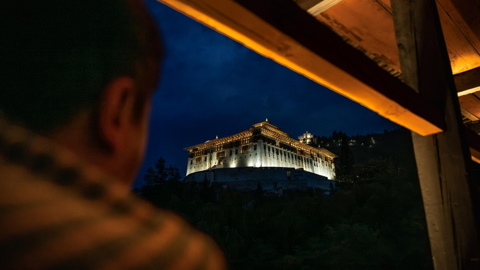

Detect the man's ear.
xmin=98 ymin=76 xmax=137 ymax=154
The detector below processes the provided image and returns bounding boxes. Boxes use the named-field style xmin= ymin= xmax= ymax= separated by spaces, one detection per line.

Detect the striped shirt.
xmin=0 ymin=117 xmax=226 ymax=270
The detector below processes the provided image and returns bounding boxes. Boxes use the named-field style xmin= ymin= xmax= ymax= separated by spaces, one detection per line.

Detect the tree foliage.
xmin=144 ymin=157 xmax=182 ymax=186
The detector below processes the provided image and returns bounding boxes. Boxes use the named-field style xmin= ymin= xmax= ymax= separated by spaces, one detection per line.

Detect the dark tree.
xmin=337 ymin=134 xmax=355 ymax=182
xmin=154 ymin=157 xmax=168 ymax=182
xmin=167 ymin=165 xmax=182 ymax=182
xmin=144 ymin=167 xmax=158 ymax=186
xmin=143 ymin=157 xmax=182 ymax=186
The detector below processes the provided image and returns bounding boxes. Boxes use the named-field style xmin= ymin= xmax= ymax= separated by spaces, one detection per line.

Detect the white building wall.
xmin=186 ymin=140 xmax=335 ymax=179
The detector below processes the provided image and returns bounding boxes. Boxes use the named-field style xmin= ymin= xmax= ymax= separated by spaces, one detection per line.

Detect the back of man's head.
xmin=1 ymin=0 xmax=162 ymax=133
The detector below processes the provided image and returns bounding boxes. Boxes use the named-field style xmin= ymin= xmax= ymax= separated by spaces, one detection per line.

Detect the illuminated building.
xmin=184 ymin=120 xmax=336 ymax=180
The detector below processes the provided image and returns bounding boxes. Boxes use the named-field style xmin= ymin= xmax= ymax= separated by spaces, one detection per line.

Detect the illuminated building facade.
xmin=185 ymin=120 xmax=336 ymax=179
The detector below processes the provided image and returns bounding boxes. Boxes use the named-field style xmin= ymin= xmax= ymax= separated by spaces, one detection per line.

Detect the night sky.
xmin=134 ymin=0 xmax=399 ymax=187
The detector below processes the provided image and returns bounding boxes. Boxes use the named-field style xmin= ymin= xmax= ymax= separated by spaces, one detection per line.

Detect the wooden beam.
xmin=293 ymin=0 xmax=322 ymax=10
xmin=466 ymin=127 xmax=480 ymax=164
xmin=467 ymin=122 xmax=480 ymax=134
xmin=392 ymin=0 xmax=480 ymax=269
xmin=294 ymin=0 xmax=343 ymax=16
xmin=456 ymin=67 xmax=480 ymax=96
xmin=157 ymin=0 xmax=444 ymax=136
xmin=461 ymin=108 xmax=480 ymax=123
xmin=459 ymin=94 xmax=480 ymax=118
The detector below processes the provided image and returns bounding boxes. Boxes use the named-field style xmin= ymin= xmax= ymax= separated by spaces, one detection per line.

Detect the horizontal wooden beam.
xmin=459 ymin=94 xmax=480 ymax=119
xmin=455 ymin=67 xmax=480 ymax=96
xmin=465 ymin=126 xmax=480 ymax=163
xmin=467 ymin=122 xmax=480 ymax=164
xmin=293 ymin=0 xmax=322 ymax=10
xmin=157 ymin=0 xmax=444 ymax=136
xmin=294 ymin=0 xmax=344 ymax=15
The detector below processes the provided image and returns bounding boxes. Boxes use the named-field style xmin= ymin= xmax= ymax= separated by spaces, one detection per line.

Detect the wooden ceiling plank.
xmin=436 ymin=0 xmax=480 ymax=55
xmin=436 ymin=2 xmax=480 ymax=74
xmin=314 ymin=0 xmax=401 ymax=72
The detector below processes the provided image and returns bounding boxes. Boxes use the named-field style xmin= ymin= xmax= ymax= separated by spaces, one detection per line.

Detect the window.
xmin=217 ymin=151 xmax=225 ymax=159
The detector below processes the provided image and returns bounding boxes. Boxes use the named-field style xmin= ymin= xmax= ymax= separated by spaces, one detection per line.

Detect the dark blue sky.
xmin=134 ymin=0 xmax=399 ymax=187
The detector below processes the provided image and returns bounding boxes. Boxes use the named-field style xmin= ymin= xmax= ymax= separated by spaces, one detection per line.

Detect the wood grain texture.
xmin=310 ymin=0 xmax=480 ymax=75
xmin=436 ymin=2 xmax=480 ymax=74
xmin=455 ymin=67 xmax=480 ymax=93
xmin=315 ymin=0 xmax=401 ymax=72
xmin=157 ymin=0 xmax=444 ymax=135
xmin=459 ymin=94 xmax=480 ymax=118
xmin=436 ymin=0 xmax=480 ymax=55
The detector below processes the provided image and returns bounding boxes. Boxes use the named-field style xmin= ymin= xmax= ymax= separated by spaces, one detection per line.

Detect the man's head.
xmin=1 ymin=0 xmax=162 ymax=185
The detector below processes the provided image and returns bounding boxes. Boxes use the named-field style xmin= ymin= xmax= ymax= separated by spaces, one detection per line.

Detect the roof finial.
xmin=216 ymin=135 xmax=218 ymax=139
xmin=266 ymin=118 xmax=269 ymax=122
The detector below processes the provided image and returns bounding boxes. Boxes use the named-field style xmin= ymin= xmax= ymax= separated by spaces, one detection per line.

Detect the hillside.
xmin=138 ymin=128 xmax=433 ymax=270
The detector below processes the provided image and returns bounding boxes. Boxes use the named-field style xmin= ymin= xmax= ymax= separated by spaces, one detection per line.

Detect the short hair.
xmin=0 ymin=0 xmax=162 ymax=132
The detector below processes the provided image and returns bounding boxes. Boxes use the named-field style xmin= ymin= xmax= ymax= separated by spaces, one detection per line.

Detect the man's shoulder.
xmin=0 ymin=121 xmax=225 ymax=270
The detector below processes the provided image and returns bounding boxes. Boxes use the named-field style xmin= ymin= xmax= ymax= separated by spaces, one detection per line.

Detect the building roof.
xmin=251 ymin=120 xmax=290 ymax=137
xmin=184 ymin=121 xmax=337 ymax=158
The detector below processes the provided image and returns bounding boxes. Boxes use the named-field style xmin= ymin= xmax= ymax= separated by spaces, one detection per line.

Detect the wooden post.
xmin=391 ymin=0 xmax=480 ymax=269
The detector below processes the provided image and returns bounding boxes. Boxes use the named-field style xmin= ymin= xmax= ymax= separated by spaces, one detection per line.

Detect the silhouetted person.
xmin=0 ymin=0 xmax=226 ymax=269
